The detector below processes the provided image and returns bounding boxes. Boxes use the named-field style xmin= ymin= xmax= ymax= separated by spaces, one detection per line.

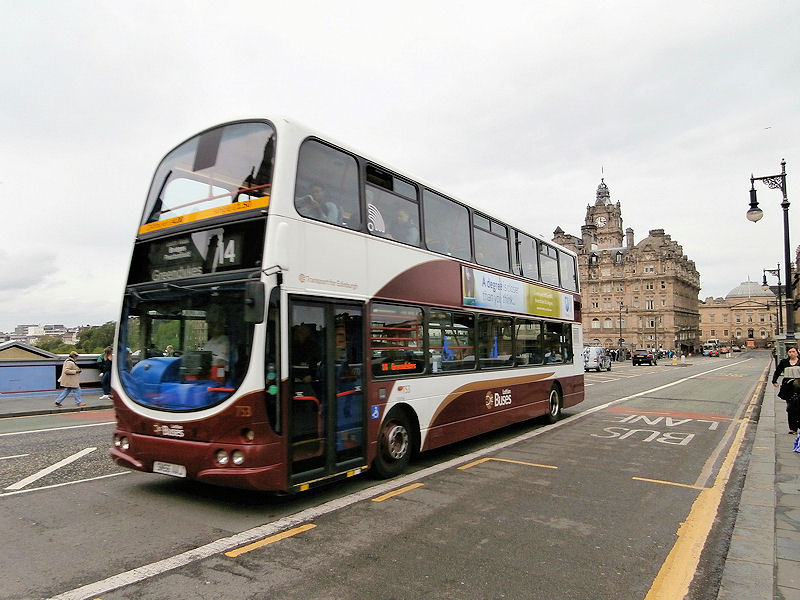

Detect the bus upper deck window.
xmin=295 ymin=140 xmax=360 ymax=229
xmin=141 ymin=122 xmax=274 ymax=229
xmin=422 ymin=190 xmax=471 ymax=261
xmin=365 ymin=165 xmax=420 ymax=246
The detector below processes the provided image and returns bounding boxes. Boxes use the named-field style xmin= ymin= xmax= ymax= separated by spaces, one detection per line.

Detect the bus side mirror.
xmin=244 ymin=281 xmax=265 ymax=324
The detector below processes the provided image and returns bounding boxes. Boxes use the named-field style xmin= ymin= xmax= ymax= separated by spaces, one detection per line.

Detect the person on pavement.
xmin=55 ymin=351 xmax=85 ymax=407
xmin=98 ymin=346 xmax=113 ymax=400
xmin=772 ymin=346 xmax=800 ymax=434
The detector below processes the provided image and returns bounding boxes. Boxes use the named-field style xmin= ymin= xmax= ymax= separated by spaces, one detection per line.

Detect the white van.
xmin=583 ymin=347 xmax=611 ymax=372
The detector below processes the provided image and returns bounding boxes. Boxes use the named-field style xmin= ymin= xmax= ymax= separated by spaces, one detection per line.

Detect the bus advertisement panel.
xmin=462 ymin=266 xmax=574 ymax=320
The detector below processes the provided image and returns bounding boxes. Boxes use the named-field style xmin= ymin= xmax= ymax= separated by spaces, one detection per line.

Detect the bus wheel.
xmin=546 ymin=386 xmax=562 ymax=424
xmin=373 ymin=409 xmax=412 ymax=479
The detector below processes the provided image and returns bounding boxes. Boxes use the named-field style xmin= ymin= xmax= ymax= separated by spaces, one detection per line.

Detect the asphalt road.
xmin=0 ymin=353 xmax=767 ymax=600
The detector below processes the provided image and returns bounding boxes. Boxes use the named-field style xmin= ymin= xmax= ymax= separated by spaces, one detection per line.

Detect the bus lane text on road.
xmin=592 ymin=411 xmax=726 ymax=446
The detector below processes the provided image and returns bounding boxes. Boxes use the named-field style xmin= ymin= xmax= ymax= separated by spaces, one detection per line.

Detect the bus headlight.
xmin=231 ymin=450 xmax=245 ymax=466
xmin=114 ymin=435 xmax=130 ymax=451
xmin=215 ymin=450 xmax=229 ymax=465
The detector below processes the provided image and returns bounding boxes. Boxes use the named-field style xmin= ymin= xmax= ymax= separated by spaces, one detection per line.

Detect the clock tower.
xmin=552 ymin=177 xmax=701 ymax=356
xmin=583 ymin=179 xmax=623 ymax=249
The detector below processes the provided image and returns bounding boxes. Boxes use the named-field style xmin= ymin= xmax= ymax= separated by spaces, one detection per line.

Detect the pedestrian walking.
xmin=55 ymin=351 xmax=85 ymax=407
xmin=98 ymin=346 xmax=113 ymax=400
xmin=772 ymin=346 xmax=800 ymax=435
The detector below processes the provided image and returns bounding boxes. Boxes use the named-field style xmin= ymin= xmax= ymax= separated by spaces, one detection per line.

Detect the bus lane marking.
xmin=591 ymin=412 xmax=728 ymax=448
xmin=5 ymin=447 xmax=96 ymax=490
xmin=632 ymin=477 xmax=706 ymax=490
xmin=224 ymin=524 xmax=317 ymax=558
xmin=45 ymin=361 xmax=755 ymax=600
xmin=457 ymin=457 xmax=558 ymax=471
xmin=643 ymin=360 xmax=766 ymax=599
xmin=604 ymin=406 xmax=730 ymax=422
xmin=371 ymin=482 xmax=424 ymax=502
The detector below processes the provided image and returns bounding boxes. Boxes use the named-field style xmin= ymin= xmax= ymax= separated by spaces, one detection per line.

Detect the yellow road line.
xmin=632 ymin=477 xmax=707 ymax=491
xmin=644 ymin=366 xmax=765 ymax=599
xmin=371 ymin=482 xmax=424 ymax=502
xmin=457 ymin=457 xmax=558 ymax=470
xmin=224 ymin=523 xmax=316 ymax=558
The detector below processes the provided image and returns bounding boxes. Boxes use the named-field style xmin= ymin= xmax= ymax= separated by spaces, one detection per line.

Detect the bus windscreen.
xmin=139 ymin=122 xmax=275 ymax=234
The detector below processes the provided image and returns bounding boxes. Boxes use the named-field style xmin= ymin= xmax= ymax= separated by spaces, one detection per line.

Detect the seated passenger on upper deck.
xmin=296 ymin=183 xmax=341 ymax=225
xmin=393 ymin=207 xmax=419 ymax=245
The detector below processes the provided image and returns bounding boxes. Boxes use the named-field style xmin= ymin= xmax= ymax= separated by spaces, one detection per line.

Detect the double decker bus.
xmin=110 ymin=117 xmax=584 ymax=493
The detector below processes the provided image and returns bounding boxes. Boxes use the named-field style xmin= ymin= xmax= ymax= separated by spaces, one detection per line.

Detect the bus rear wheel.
xmin=546 ymin=386 xmax=562 ymax=424
xmin=373 ymin=409 xmax=412 ymax=479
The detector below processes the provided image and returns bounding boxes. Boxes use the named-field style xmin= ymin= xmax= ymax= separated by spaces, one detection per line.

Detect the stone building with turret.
xmin=553 ymin=180 xmax=701 ymax=354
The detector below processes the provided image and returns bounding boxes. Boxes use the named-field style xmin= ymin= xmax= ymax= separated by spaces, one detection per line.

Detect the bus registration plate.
xmin=153 ymin=461 xmax=187 ymax=478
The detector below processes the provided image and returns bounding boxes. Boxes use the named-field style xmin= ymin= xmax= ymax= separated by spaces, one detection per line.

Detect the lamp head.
xmin=746 ymin=183 xmax=763 ymax=222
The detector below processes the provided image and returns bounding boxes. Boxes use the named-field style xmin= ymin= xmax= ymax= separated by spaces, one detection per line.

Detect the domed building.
xmin=698 ymin=281 xmax=778 ymax=348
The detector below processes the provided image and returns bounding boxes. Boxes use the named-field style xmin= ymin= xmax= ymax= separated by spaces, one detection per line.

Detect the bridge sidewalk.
xmin=0 ymin=389 xmax=112 ymax=417
xmin=717 ymin=382 xmax=799 ymax=599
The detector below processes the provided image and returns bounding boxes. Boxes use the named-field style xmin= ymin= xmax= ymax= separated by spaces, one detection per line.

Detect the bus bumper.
xmin=110 ymin=433 xmax=287 ymax=491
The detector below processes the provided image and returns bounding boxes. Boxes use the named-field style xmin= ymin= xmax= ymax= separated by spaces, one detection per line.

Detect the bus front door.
xmin=289 ymin=299 xmax=365 ymax=483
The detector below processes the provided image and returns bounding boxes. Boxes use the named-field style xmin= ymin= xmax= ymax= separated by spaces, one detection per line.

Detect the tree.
xmin=34 ymin=336 xmax=75 ymax=354
xmin=76 ymin=321 xmax=117 ymax=353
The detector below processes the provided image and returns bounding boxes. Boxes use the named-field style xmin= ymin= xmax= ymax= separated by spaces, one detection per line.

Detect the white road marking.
xmin=0 ymin=421 xmax=115 ymax=437
xmin=5 ymin=447 xmax=97 ymax=490
xmin=0 ymin=453 xmax=29 ymax=460
xmin=0 ymin=471 xmax=129 ymax=497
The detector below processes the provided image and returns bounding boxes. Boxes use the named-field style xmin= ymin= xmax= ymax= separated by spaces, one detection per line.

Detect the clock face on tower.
xmin=595 ymin=216 xmax=607 ymax=227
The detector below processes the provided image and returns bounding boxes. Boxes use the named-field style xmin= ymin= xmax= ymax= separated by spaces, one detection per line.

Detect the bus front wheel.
xmin=546 ymin=386 xmax=562 ymax=424
xmin=373 ymin=409 xmax=412 ymax=478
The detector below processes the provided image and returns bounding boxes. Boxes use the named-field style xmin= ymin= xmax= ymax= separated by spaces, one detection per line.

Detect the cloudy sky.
xmin=1 ymin=1 xmax=798 ymax=334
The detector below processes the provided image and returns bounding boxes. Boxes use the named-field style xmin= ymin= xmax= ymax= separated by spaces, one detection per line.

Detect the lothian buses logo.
xmin=485 ymin=389 xmax=512 ymax=409
xmin=153 ymin=423 xmax=185 ymax=438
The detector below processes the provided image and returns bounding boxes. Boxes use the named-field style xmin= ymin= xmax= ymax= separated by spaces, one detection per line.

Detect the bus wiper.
xmin=165 ymin=282 xmax=202 ymax=293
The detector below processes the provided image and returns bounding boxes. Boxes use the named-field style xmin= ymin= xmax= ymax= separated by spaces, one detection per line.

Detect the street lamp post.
xmin=762 ymin=265 xmax=783 ymax=335
xmin=747 ymin=159 xmax=794 ymax=339
xmin=654 ymin=314 xmax=658 ymax=350
xmin=618 ymin=302 xmax=627 ymax=352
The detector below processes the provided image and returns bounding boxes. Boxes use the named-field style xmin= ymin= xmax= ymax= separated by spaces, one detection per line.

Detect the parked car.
xmin=632 ymin=349 xmax=657 ymax=366
xmin=732 ymin=345 xmax=742 ymax=352
xmin=583 ymin=347 xmax=612 ymax=372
